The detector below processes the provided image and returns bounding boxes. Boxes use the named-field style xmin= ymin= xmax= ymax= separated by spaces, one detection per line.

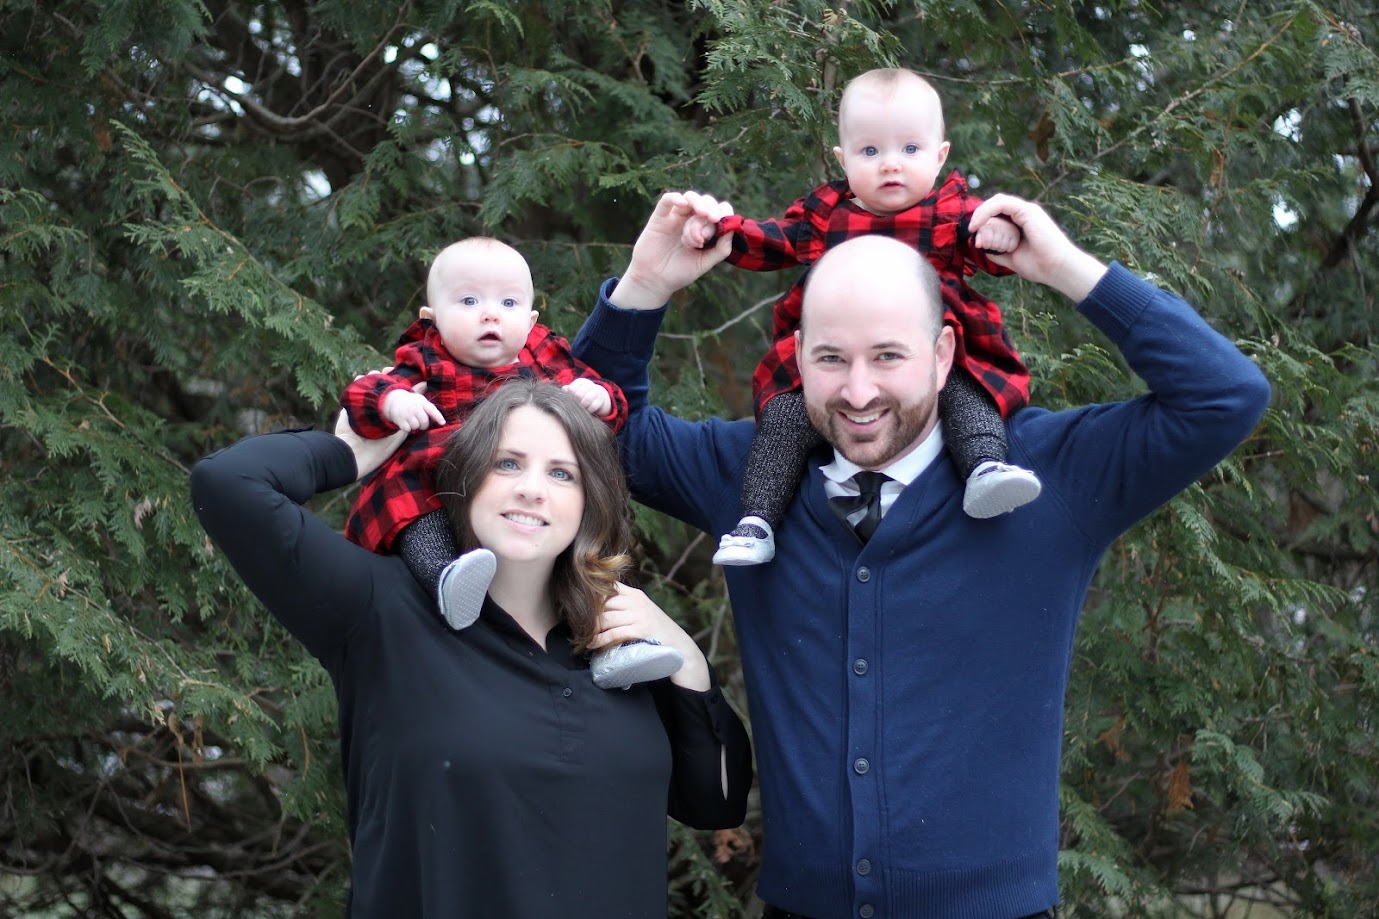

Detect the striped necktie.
xmin=830 ymin=470 xmax=891 ymax=542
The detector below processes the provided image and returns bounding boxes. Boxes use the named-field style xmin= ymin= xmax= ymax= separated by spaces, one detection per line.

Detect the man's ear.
xmin=419 ymin=306 xmax=434 ymax=321
xmin=933 ymin=325 xmax=956 ymax=390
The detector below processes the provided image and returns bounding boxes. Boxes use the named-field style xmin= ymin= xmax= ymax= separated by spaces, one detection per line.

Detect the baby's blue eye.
xmin=462 ymin=296 xmax=478 ymax=306
xmin=903 ymin=143 xmax=919 ymax=155
xmin=502 ymin=298 xmax=518 ymax=308
xmin=862 ymin=145 xmax=878 ymax=157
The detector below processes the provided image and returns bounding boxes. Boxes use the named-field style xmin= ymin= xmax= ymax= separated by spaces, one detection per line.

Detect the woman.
xmin=191 ymin=379 xmax=752 ymax=917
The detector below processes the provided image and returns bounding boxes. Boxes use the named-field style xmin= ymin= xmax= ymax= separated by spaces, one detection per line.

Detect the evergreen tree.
xmin=1 ymin=1 xmax=1374 ymax=915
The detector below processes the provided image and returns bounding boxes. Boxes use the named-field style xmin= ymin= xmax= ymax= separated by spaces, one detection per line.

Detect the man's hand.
xmin=563 ymin=378 xmax=612 ymax=418
xmin=610 ymin=191 xmax=735 ymax=311
xmin=382 ymin=388 xmax=446 ymax=433
xmin=969 ymin=194 xmax=1108 ymax=302
xmin=333 ymin=409 xmax=408 ymax=482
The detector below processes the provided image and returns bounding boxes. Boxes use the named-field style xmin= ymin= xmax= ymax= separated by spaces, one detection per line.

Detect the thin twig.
xmin=660 ymin=293 xmax=778 ymax=340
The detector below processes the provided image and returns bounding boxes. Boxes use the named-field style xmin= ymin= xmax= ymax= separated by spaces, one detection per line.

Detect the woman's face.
xmin=467 ymin=405 xmax=585 ymax=568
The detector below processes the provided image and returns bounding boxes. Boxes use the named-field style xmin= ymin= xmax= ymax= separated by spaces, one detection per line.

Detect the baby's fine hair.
xmin=424 ymin=236 xmax=531 ymax=307
xmin=837 ymin=67 xmax=946 ymax=139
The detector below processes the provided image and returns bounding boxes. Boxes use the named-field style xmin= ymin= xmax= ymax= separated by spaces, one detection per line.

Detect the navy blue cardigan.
xmin=573 ymin=263 xmax=1270 ymax=919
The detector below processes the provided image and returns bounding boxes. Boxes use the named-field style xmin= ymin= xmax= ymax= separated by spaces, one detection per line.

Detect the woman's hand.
xmin=334 ymin=373 xmax=427 ymax=479
xmin=591 ymin=583 xmax=712 ymax=691
xmin=333 ymin=410 xmax=408 ymax=481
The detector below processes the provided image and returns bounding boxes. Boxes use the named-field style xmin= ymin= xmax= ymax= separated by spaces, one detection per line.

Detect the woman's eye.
xmin=495 ymin=457 xmax=519 ymax=471
xmin=550 ymin=468 xmax=574 ymax=482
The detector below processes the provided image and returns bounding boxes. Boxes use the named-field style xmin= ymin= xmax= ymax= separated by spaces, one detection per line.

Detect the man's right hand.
xmin=610 ymin=191 xmax=735 ymax=311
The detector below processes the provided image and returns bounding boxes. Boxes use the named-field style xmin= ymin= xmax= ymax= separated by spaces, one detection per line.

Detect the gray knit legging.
xmin=397 ymin=509 xmax=457 ymax=595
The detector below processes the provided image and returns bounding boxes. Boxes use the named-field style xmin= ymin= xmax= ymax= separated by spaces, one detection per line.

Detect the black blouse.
xmin=191 ymin=430 xmax=752 ymax=918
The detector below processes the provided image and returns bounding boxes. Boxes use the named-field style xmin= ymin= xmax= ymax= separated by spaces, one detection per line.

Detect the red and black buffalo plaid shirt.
xmin=721 ymin=170 xmax=1030 ymax=419
xmin=340 ymin=319 xmax=628 ymax=552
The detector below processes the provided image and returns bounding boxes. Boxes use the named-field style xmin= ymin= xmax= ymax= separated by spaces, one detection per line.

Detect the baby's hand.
xmin=973 ymin=215 xmax=1022 ymax=254
xmin=382 ymin=388 xmax=446 ymax=432
xmin=680 ymin=190 xmax=735 ymax=250
xmin=681 ymin=213 xmax=718 ymax=250
xmin=563 ymin=378 xmax=612 ymax=418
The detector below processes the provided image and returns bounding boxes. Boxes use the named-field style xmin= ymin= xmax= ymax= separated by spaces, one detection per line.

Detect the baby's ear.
xmin=527 ymin=310 xmax=539 ymax=331
xmin=419 ymin=306 xmax=434 ymax=320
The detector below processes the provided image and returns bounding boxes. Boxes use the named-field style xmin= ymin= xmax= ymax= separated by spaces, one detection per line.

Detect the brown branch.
xmin=179 ymin=3 xmax=411 ymax=137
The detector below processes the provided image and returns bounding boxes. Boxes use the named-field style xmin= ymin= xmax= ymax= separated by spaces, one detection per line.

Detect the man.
xmin=572 ymin=192 xmax=1270 ymax=919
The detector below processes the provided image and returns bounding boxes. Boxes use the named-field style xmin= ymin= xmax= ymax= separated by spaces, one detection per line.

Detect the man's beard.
xmin=807 ymin=388 xmax=938 ymax=470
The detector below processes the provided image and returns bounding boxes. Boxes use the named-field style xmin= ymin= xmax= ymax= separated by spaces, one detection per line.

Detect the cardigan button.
xmin=562 ymin=687 xmax=573 ymax=698
xmin=859 ymin=905 xmax=875 ymax=918
xmin=856 ymin=858 xmax=871 ymax=875
xmin=856 ymin=566 xmax=871 ymax=582
xmin=852 ymin=658 xmax=868 ymax=676
xmin=853 ymin=758 xmax=869 ymax=775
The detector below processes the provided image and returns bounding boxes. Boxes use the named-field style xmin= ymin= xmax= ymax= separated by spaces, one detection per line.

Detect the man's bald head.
xmin=800 ymin=235 xmax=944 ymax=342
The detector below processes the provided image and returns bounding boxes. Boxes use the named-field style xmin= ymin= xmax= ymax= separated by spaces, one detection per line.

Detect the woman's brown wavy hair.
xmin=434 ymin=379 xmax=634 ymax=651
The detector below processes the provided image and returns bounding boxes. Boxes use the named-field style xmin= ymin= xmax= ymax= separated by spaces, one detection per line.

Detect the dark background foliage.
xmin=1 ymin=1 xmax=1375 ymax=915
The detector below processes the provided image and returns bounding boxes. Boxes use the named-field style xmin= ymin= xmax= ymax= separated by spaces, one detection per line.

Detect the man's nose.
xmin=841 ymin=363 xmax=879 ymax=407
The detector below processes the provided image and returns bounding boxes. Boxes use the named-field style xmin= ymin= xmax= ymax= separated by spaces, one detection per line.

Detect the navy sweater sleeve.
xmin=190 ymin=430 xmax=387 ymax=668
xmin=571 ymin=279 xmax=753 ymax=534
xmin=1009 ymin=263 xmax=1272 ymax=546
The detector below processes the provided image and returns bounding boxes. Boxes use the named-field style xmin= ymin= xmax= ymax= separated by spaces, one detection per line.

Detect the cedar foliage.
xmin=1 ymin=1 xmax=1376 ymax=915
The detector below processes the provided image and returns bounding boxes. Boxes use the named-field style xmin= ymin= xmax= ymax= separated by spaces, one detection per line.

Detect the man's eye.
xmin=818 ymin=354 xmax=843 ymax=364
xmin=877 ymin=352 xmax=903 ymax=362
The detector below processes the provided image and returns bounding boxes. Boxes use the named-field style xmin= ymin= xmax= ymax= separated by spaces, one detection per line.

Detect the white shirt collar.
xmin=819 ymin=421 xmax=947 ymax=489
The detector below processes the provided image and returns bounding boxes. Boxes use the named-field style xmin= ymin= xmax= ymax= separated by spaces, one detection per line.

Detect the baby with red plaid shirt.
xmin=340 ymin=237 xmax=682 ymax=688
xmin=684 ymin=68 xmax=1042 ymax=566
